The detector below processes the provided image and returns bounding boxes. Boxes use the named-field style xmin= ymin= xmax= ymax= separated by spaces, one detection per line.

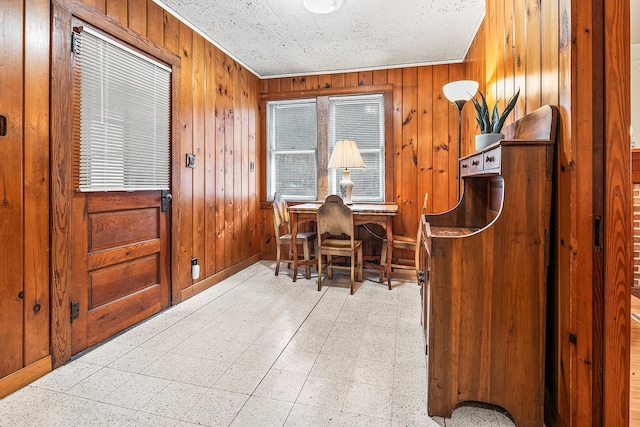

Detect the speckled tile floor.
xmin=0 ymin=261 xmax=515 ymax=426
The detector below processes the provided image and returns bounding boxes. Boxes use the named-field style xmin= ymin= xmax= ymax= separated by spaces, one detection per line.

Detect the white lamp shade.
xmin=303 ymin=0 xmax=343 ymax=14
xmin=443 ymin=80 xmax=479 ymax=102
xmin=328 ymin=139 xmax=365 ymax=169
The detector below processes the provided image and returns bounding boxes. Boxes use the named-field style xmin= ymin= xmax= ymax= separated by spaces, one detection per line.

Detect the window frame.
xmin=261 ymin=86 xmax=394 ymax=203
xmin=72 ymin=25 xmax=173 ymax=193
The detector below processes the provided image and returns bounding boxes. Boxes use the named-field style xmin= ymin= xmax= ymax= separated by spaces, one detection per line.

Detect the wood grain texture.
xmin=23 ymin=0 xmax=51 ymax=366
xmin=0 ymin=0 xmax=25 ymax=379
xmin=204 ymin=42 xmax=217 ymax=277
xmin=50 ymin=4 xmax=74 ymax=368
xmin=192 ymin=32 xmax=206 ymax=278
xmin=603 ymin=0 xmax=631 ymax=425
xmin=423 ymin=108 xmax=556 ymax=427
xmin=174 ymin=22 xmax=194 ymax=294
xmin=105 ymin=0 xmax=126 ymax=25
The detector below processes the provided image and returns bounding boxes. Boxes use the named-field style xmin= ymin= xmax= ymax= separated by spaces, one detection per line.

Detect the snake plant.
xmin=472 ymin=89 xmax=520 ymax=134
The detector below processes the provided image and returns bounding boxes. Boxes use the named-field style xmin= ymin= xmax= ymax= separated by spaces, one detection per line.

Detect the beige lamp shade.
xmin=443 ymin=80 xmax=479 ymax=102
xmin=328 ymin=139 xmax=364 ymax=205
xmin=327 ymin=139 xmax=365 ymax=169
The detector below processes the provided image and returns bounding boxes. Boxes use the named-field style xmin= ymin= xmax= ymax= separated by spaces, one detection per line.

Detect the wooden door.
xmin=70 ymin=191 xmax=170 ymax=353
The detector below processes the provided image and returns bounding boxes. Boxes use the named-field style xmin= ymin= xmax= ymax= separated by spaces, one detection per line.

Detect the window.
xmin=328 ymin=95 xmax=385 ymax=201
xmin=73 ymin=26 xmax=171 ymax=192
xmin=267 ymin=99 xmax=318 ymax=200
xmin=267 ymin=93 xmax=385 ymax=202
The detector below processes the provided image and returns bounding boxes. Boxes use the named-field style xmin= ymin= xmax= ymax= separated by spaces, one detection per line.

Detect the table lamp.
xmin=443 ymin=80 xmax=478 ymax=201
xmin=327 ymin=139 xmax=365 ymax=205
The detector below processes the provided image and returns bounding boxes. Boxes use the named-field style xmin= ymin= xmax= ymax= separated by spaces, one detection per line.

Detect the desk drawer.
xmin=469 ymin=154 xmax=483 ymax=173
xmin=482 ymin=147 xmax=501 ymax=173
xmin=460 ymin=158 xmax=470 ymax=176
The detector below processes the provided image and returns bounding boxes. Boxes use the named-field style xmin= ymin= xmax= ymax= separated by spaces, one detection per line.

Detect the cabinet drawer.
xmin=469 ymin=154 xmax=483 ymax=173
xmin=460 ymin=158 xmax=470 ymax=176
xmin=483 ymin=147 xmax=501 ymax=172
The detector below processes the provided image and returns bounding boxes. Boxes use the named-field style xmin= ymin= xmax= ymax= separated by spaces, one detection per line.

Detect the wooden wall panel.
xmin=400 ymin=67 xmax=418 ymax=237
xmin=174 ymin=22 xmax=194 ymax=296
xmin=214 ymin=46 xmax=227 ymax=273
xmin=146 ymin=0 xmax=162 ymax=46
xmin=603 ymin=0 xmax=631 ymax=425
xmin=126 ymin=0 xmax=145 ymax=36
xmin=417 ymin=67 xmax=433 ymax=213
xmin=463 ymin=0 xmax=630 ymax=425
xmin=105 ymin=0 xmax=126 ymax=25
xmin=23 ymin=0 xmax=51 ymax=367
xmin=525 ymin=0 xmax=542 ymax=113
xmin=192 ymin=33 xmax=206 ymax=278
xmin=431 ymin=65 xmax=452 ymax=214
xmin=1 ymin=0 xmax=26 ymax=379
xmin=259 ymin=64 xmax=464 ymax=260
xmin=204 ymin=43 xmax=217 ymax=277
xmin=233 ymin=63 xmax=242 ymax=267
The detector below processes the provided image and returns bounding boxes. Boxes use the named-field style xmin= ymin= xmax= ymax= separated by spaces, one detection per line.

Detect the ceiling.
xmin=153 ymin=0 xmax=486 ymax=78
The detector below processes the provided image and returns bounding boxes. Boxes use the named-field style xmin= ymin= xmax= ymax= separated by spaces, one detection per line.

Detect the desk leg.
xmin=386 ymin=218 xmax=393 ymax=290
xmin=291 ymin=213 xmax=299 ymax=282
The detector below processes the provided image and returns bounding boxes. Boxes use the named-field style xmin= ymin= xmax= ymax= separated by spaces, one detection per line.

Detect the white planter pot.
xmin=475 ymin=133 xmax=504 ymax=151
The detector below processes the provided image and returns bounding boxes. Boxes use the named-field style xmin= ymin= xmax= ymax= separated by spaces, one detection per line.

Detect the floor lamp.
xmin=443 ymin=80 xmax=478 ymax=201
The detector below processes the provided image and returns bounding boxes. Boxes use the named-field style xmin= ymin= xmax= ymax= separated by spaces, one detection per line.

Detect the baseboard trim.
xmin=179 ymin=254 xmax=262 ymax=302
xmin=0 ymin=356 xmax=52 ymax=399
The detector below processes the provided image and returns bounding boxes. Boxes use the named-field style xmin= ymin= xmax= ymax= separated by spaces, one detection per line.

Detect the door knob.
xmin=161 ymin=190 xmax=172 ymax=212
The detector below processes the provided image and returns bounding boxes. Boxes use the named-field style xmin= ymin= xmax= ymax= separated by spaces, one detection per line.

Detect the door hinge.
xmin=70 ymin=301 xmax=80 ymax=323
xmin=594 ymin=216 xmax=602 ymax=251
xmin=71 ymin=31 xmax=79 ymax=55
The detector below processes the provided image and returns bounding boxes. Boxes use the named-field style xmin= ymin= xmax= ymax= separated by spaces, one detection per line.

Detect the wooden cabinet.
xmin=420 ymin=106 xmax=557 ymax=427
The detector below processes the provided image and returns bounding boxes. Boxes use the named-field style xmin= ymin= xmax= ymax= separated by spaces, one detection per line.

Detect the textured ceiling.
xmin=154 ymin=0 xmax=485 ymax=78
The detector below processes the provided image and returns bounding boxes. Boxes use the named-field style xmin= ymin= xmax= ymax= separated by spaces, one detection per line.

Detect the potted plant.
xmin=471 ymin=89 xmax=520 ymax=150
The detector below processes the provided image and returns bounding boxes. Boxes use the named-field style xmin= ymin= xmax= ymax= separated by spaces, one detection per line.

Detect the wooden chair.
xmin=316 ymin=195 xmax=363 ymax=295
xmin=379 ymin=193 xmax=428 ymax=282
xmin=272 ymin=192 xmax=316 ymax=279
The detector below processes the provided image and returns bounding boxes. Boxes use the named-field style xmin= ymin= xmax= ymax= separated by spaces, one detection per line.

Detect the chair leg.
xmin=327 ymin=255 xmax=333 ymax=279
xmin=379 ymin=239 xmax=388 ymax=283
xmin=414 ymin=242 xmax=420 ymax=283
xmin=317 ymin=253 xmax=323 ymax=291
xmin=357 ymin=246 xmax=363 ymax=282
xmin=303 ymin=240 xmax=311 ymax=279
xmin=350 ymin=254 xmax=355 ymax=295
xmin=288 ymin=246 xmax=292 ymax=269
xmin=275 ymin=243 xmax=281 ymax=276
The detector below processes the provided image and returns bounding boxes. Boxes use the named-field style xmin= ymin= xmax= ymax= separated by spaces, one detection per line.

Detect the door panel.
xmin=71 ymin=191 xmax=170 ymax=354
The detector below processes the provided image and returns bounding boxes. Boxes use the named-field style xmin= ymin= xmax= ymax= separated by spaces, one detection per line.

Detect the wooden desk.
xmin=420 ymin=105 xmax=557 ymax=427
xmin=288 ymin=202 xmax=398 ymax=289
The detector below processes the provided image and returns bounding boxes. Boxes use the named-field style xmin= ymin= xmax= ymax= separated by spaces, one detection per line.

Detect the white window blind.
xmin=329 ymin=94 xmax=385 ymax=202
xmin=74 ymin=27 xmax=171 ymax=192
xmin=267 ymin=99 xmax=318 ymax=200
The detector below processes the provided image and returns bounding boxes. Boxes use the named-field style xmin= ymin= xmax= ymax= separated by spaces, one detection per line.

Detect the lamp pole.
xmin=453 ymin=100 xmax=465 ymax=202
xmin=442 ymin=80 xmax=478 ymax=203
